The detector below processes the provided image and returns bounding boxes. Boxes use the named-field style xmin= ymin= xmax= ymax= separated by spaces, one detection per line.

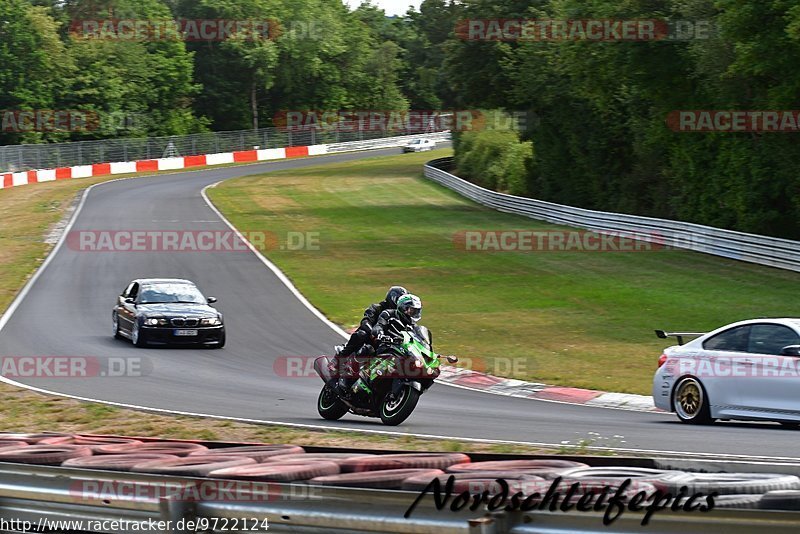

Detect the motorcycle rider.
xmin=329 ymin=286 xmax=408 ymax=391
xmin=371 ymin=293 xmax=423 ymax=347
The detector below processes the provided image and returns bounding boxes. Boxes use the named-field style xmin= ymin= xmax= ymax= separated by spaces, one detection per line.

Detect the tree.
xmin=0 ymin=0 xmax=70 ymax=144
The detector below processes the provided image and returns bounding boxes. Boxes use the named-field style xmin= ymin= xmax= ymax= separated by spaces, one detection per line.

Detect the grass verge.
xmin=207 ymin=148 xmax=800 ymax=395
xmin=0 ymin=387 xmax=568 ymax=455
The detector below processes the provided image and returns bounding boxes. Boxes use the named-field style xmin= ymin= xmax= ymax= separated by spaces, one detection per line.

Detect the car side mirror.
xmin=207 ymin=297 xmax=217 ymax=304
xmin=780 ymin=345 xmax=800 ymax=357
xmin=124 ymin=297 xmax=135 ymax=304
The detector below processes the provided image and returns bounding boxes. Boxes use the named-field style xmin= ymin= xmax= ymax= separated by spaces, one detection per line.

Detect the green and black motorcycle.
xmin=313 ymin=325 xmax=457 ymax=426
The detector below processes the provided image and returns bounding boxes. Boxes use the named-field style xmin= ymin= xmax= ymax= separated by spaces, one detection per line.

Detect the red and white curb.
xmin=438 ymin=366 xmax=661 ymax=412
xmin=0 ymin=144 xmax=329 ymax=190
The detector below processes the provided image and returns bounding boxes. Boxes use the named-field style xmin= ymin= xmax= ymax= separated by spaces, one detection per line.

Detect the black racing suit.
xmin=337 ymin=300 xmax=395 ymax=358
xmin=330 ymin=301 xmax=396 ymax=393
xmin=371 ymin=308 xmax=414 ymax=347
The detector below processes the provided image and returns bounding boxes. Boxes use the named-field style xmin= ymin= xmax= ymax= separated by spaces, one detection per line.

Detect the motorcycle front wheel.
xmin=379 ymin=385 xmax=420 ymax=426
xmin=317 ymin=385 xmax=349 ymax=420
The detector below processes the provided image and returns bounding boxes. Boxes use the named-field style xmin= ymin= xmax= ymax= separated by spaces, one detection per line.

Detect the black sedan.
xmin=112 ymin=278 xmax=225 ymax=348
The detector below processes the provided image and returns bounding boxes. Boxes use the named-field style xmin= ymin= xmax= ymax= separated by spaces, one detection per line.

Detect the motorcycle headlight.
xmin=200 ymin=317 xmax=222 ymax=326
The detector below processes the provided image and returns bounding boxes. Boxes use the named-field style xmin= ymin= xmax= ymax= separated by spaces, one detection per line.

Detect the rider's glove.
xmin=378 ymin=334 xmax=394 ymax=345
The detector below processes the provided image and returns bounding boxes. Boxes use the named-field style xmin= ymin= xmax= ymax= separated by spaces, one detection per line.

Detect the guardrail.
xmin=424 ymin=158 xmax=800 ymax=272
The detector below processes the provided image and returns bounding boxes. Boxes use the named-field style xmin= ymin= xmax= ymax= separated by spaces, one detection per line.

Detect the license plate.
xmin=174 ymin=329 xmax=198 ymax=336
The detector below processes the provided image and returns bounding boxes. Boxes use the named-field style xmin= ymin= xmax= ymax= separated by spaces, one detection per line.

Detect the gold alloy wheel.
xmin=675 ymin=378 xmax=704 ymax=420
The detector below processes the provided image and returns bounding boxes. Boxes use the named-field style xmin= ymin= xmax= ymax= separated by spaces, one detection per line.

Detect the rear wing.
xmin=654 ymin=330 xmax=706 ymax=346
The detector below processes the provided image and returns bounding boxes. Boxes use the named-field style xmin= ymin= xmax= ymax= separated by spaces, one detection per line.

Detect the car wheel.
xmin=673 ymin=377 xmax=713 ymax=424
xmin=131 ymin=322 xmax=147 ymax=348
xmin=112 ymin=313 xmax=122 ymax=340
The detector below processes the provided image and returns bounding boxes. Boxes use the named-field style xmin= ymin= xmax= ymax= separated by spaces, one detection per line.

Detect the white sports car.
xmin=402 ymin=138 xmax=436 ymax=152
xmin=652 ymin=318 xmax=800 ymax=425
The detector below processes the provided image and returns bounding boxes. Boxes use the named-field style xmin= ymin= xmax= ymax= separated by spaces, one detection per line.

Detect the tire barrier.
xmin=0 ymin=433 xmax=73 ymax=444
xmin=0 ymin=441 xmax=28 ymax=450
xmin=40 ymin=435 xmax=143 ymax=451
xmin=446 ymin=459 xmax=588 ymax=478
xmin=0 ymin=445 xmax=92 ymax=464
xmin=62 ymin=454 xmax=180 ymax=471
xmin=94 ymin=442 xmax=208 ymax=456
xmin=758 ymin=490 xmax=800 ymax=511
xmin=187 ymin=444 xmax=304 ymax=462
xmin=209 ymin=461 xmax=341 ymax=482
xmin=130 ymin=456 xmax=258 ymax=477
xmin=339 ymin=453 xmax=471 ymax=473
xmin=265 ymin=453 xmax=375 ymax=464
xmin=310 ymin=469 xmax=446 ymax=489
xmin=658 ymin=472 xmax=800 ymax=495
xmin=401 ymin=472 xmax=545 ymax=493
xmin=556 ymin=466 xmax=674 ymax=491
xmin=714 ymin=494 xmax=764 ymax=509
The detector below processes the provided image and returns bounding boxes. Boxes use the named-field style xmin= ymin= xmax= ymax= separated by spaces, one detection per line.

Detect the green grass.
xmin=208 ymin=148 xmax=800 ymax=395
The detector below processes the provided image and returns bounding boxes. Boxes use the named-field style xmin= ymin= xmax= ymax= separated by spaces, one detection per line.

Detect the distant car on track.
xmin=112 ymin=278 xmax=225 ymax=348
xmin=653 ymin=318 xmax=800 ymax=425
xmin=402 ymin=138 xmax=436 ymax=152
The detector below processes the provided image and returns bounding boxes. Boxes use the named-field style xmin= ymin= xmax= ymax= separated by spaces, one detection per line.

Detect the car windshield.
xmin=410 ymin=140 xmax=422 ymax=144
xmin=138 ymin=284 xmax=205 ymax=304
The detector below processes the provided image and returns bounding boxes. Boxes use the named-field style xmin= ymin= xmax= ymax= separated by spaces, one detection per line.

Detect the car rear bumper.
xmin=141 ymin=325 xmax=225 ymax=345
xmin=652 ymin=365 xmax=675 ymax=412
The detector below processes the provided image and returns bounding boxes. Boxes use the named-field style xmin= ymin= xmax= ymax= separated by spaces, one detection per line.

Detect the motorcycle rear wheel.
xmin=379 ymin=386 xmax=420 ymax=426
xmin=318 ymin=385 xmax=349 ymax=420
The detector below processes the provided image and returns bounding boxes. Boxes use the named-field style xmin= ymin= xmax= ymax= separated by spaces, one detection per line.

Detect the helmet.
xmin=385 ymin=286 xmax=408 ymax=307
xmin=396 ymin=294 xmax=422 ymax=323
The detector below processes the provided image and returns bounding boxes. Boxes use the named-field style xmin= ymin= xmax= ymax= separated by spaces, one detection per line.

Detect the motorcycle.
xmin=313 ymin=324 xmax=457 ymax=426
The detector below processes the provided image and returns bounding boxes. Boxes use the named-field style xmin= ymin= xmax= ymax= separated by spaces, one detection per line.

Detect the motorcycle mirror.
xmin=446 ymin=355 xmax=458 ymax=364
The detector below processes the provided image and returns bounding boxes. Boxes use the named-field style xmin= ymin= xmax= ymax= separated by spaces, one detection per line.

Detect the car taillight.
xmin=657 ymin=354 xmax=668 ymax=368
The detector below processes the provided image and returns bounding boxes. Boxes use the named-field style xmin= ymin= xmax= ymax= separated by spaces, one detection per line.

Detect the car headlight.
xmin=144 ymin=318 xmax=165 ymax=326
xmin=200 ymin=317 xmax=222 ymax=326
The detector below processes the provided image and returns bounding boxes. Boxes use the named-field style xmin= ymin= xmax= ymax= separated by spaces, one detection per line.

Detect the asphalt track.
xmin=1 ymin=148 xmax=798 ymax=459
